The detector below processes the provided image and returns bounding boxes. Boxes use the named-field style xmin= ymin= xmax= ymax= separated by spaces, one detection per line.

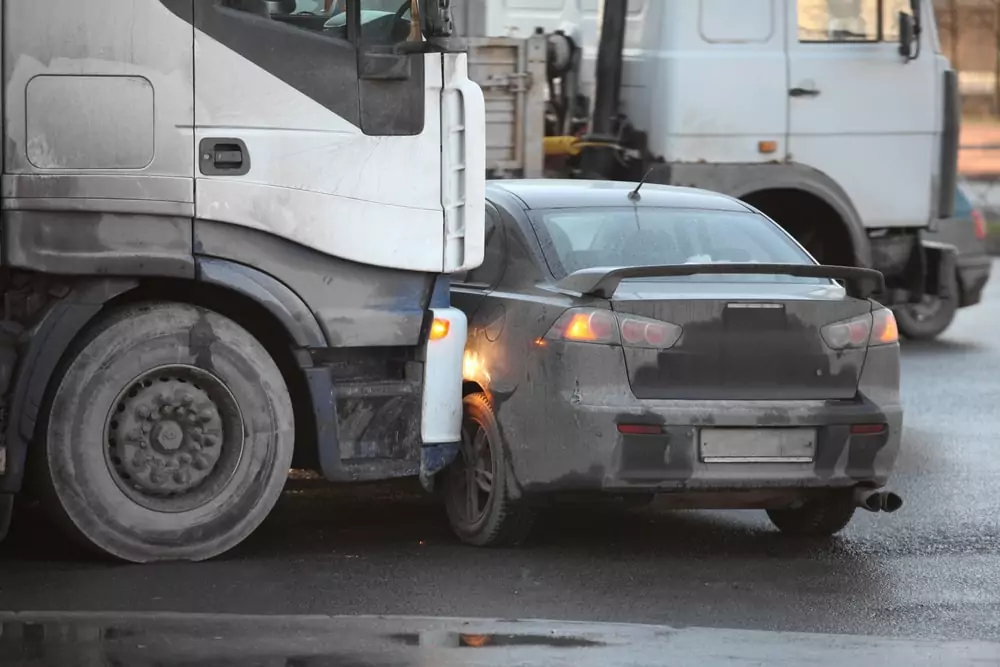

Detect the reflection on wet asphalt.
xmin=1 ymin=263 xmax=998 ymax=643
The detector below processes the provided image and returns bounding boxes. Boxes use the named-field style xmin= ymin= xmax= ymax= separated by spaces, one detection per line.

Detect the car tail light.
xmin=821 ymin=313 xmax=872 ymax=350
xmin=870 ymin=308 xmax=898 ymax=346
xmin=821 ymin=308 xmax=898 ymax=350
xmin=545 ymin=309 xmax=682 ymax=350
xmin=617 ymin=314 xmax=683 ymax=350
xmin=546 ymin=309 xmax=620 ymax=344
xmin=972 ymin=208 xmax=987 ymax=240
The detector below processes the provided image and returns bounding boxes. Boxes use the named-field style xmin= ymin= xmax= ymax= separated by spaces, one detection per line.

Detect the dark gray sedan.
xmin=446 ymin=180 xmax=903 ymax=547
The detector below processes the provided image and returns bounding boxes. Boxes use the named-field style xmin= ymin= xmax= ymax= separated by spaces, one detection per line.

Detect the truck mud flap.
xmin=921 ymin=240 xmax=959 ymax=300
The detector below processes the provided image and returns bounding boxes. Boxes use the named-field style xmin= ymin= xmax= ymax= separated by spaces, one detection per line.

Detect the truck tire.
xmin=36 ymin=302 xmax=294 ymax=562
xmin=894 ymin=293 xmax=958 ymax=341
xmin=893 ymin=266 xmax=960 ymax=341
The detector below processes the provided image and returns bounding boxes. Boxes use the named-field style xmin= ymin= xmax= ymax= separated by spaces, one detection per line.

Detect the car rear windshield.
xmin=529 ymin=206 xmax=825 ymax=284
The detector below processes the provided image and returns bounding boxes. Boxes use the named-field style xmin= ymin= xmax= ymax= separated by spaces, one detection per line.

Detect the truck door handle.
xmin=199 ymin=138 xmax=251 ymax=176
xmin=789 ymin=87 xmax=820 ymax=98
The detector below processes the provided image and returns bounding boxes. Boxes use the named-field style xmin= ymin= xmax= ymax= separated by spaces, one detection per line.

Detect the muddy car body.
xmin=447 ymin=180 xmax=903 ymax=546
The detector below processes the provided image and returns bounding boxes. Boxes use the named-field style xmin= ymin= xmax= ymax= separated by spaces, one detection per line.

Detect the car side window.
xmin=453 ymin=205 xmax=507 ymax=289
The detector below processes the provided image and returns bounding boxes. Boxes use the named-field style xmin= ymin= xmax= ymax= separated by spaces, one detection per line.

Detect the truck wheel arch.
xmin=739 ymin=188 xmax=864 ymax=268
xmin=3 ymin=261 xmax=330 ymax=495
xmin=734 ymin=173 xmax=871 ymax=269
xmin=668 ymin=162 xmax=871 ymax=268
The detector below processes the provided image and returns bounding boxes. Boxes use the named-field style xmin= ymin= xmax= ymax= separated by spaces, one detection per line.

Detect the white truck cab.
xmin=0 ymin=0 xmax=485 ymax=562
xmin=461 ymin=0 xmax=959 ymax=307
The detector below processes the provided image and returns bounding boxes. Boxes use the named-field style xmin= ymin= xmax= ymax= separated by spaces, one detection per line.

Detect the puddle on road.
xmin=388 ymin=631 xmax=605 ymax=648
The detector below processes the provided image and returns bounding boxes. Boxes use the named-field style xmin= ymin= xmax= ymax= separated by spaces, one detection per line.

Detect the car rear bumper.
xmin=530 ymin=396 xmax=902 ymax=494
xmin=502 ymin=341 xmax=903 ymax=499
xmin=957 ymin=254 xmax=992 ymax=308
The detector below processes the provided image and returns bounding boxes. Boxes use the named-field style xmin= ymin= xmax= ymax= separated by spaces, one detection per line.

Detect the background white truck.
xmin=457 ymin=0 xmax=961 ymax=319
xmin=0 ymin=0 xmax=485 ymax=562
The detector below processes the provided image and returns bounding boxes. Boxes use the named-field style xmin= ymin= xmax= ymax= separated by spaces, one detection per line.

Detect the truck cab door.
xmin=191 ymin=0 xmax=447 ymax=271
xmin=786 ymin=0 xmax=940 ymax=229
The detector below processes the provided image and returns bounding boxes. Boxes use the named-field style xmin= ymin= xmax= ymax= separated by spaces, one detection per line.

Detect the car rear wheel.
xmin=35 ymin=302 xmax=294 ymax=563
xmin=765 ymin=493 xmax=856 ymax=537
xmin=444 ymin=393 xmax=535 ymax=547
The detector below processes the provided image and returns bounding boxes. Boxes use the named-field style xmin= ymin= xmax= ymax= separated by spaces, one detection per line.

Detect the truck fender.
xmin=0 ymin=278 xmax=139 ymax=495
xmin=196 ymin=257 xmax=327 ymax=349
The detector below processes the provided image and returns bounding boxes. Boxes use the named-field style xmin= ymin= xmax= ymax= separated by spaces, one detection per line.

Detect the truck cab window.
xmin=797 ymin=0 xmax=879 ymax=42
xmin=798 ymin=0 xmax=913 ymax=43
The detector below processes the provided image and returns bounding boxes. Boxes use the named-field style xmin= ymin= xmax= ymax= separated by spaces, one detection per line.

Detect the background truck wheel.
xmin=893 ymin=292 xmax=958 ymax=341
xmin=444 ymin=393 xmax=535 ymax=547
xmin=765 ymin=493 xmax=856 ymax=537
xmin=894 ymin=267 xmax=960 ymax=341
xmin=35 ymin=302 xmax=294 ymax=563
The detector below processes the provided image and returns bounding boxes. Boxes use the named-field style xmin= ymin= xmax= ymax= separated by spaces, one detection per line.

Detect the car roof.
xmin=486 ymin=179 xmax=752 ymax=213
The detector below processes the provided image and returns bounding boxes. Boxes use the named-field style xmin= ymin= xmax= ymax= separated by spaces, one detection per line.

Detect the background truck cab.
xmin=457 ymin=0 xmax=960 ymax=310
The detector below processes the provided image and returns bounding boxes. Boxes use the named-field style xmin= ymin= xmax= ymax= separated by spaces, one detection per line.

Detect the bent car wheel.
xmin=444 ymin=393 xmax=535 ymax=547
xmin=36 ymin=302 xmax=294 ymax=563
xmin=765 ymin=494 xmax=856 ymax=537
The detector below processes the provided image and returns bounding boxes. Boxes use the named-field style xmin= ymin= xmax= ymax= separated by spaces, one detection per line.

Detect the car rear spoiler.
xmin=554 ymin=263 xmax=886 ymax=300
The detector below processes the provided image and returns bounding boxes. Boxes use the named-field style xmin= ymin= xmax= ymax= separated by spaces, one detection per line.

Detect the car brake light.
xmin=870 ymin=308 xmax=898 ymax=346
xmin=821 ymin=313 xmax=872 ymax=350
xmin=972 ymin=208 xmax=987 ymax=240
xmin=545 ymin=309 xmax=682 ymax=349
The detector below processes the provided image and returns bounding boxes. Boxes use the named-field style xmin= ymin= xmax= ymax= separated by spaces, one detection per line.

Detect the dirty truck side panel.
xmin=3 ymin=0 xmax=195 ymax=215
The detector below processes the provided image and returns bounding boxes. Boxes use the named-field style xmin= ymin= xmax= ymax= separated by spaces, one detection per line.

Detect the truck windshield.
xmin=529 ymin=207 xmax=826 ymax=284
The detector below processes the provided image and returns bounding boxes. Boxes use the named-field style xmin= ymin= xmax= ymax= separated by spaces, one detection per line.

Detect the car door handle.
xmin=199 ymin=138 xmax=251 ymax=176
xmin=789 ymin=87 xmax=820 ymax=98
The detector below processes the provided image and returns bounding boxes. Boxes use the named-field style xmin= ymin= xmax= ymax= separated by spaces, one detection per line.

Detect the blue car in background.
xmin=894 ymin=183 xmax=993 ymax=340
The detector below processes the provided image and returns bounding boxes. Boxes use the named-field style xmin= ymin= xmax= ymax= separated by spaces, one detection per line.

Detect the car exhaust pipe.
xmin=880 ymin=491 xmax=903 ymax=513
xmin=853 ymin=488 xmax=903 ymax=513
xmin=853 ymin=487 xmax=883 ymax=513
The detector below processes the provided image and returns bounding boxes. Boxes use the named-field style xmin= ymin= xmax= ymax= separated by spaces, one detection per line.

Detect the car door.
xmin=787 ymin=0 xmax=939 ymax=228
xmin=190 ymin=0 xmax=445 ymax=270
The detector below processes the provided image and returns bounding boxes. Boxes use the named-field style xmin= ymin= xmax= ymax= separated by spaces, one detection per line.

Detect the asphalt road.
xmin=1 ymin=265 xmax=999 ymax=644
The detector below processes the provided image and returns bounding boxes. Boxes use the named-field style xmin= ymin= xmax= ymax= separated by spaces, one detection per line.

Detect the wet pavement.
xmin=1 ymin=263 xmax=999 ymax=644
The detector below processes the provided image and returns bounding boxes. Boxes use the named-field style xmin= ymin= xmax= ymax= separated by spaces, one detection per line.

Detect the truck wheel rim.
xmin=103 ymin=364 xmax=245 ymax=513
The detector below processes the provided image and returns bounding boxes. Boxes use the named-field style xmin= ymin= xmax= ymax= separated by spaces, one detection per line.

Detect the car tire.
xmin=894 ymin=273 xmax=960 ymax=341
xmin=765 ymin=494 xmax=856 ymax=537
xmin=444 ymin=393 xmax=535 ymax=547
xmin=34 ymin=302 xmax=295 ymax=563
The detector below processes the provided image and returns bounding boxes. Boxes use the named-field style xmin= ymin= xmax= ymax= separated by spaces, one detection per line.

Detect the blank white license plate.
xmin=699 ymin=428 xmax=816 ymax=463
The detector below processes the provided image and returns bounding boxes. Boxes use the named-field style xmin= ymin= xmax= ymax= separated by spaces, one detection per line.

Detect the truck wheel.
xmin=894 ymin=268 xmax=960 ymax=341
xmin=36 ymin=302 xmax=294 ymax=563
xmin=444 ymin=393 xmax=535 ymax=547
xmin=894 ymin=293 xmax=958 ymax=341
xmin=765 ymin=494 xmax=856 ymax=537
